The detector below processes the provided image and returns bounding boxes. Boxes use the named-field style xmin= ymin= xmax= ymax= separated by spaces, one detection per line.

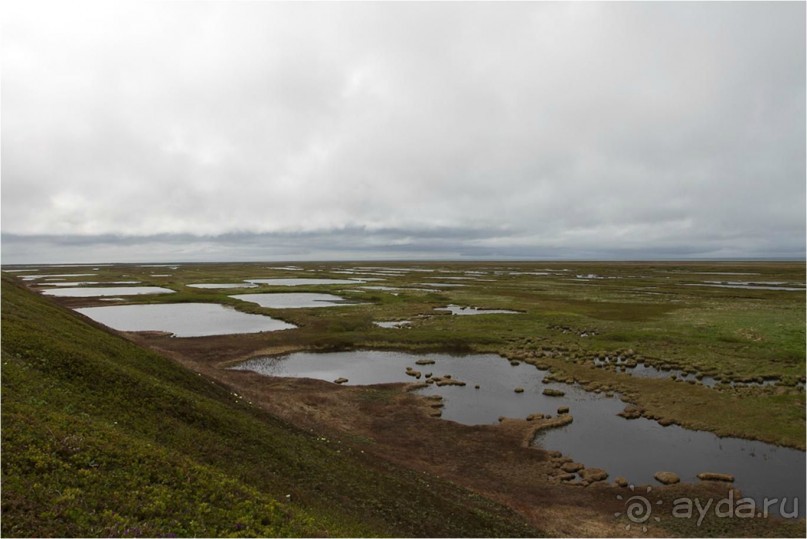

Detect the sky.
xmin=1 ymin=0 xmax=805 ymax=264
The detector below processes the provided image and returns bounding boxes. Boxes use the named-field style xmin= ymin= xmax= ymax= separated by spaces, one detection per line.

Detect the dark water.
xmin=596 ymin=358 xmax=788 ymax=389
xmin=76 ymin=303 xmax=296 ymax=337
xmin=234 ymin=350 xmax=805 ymax=516
xmin=537 ymin=409 xmax=805 ymax=516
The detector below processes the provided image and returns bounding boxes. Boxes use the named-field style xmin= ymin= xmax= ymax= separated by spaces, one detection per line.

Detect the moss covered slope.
xmin=1 ymin=276 xmax=538 ymax=537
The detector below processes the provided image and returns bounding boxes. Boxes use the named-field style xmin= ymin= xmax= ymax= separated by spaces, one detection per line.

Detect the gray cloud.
xmin=1 ymin=1 xmax=804 ymax=263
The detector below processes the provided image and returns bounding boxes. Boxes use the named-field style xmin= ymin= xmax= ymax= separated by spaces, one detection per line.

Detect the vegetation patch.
xmin=1 ymin=276 xmax=538 ymax=537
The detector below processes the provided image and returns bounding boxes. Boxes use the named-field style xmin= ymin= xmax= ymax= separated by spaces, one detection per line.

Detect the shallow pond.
xmin=362 ymin=286 xmax=404 ymax=292
xmin=21 ymin=273 xmax=97 ymax=280
xmin=41 ymin=281 xmax=141 ymax=287
xmin=42 ymin=286 xmax=175 ymax=297
xmin=76 ymin=303 xmax=296 ymax=337
xmin=233 ymin=350 xmax=805 ymax=516
xmin=245 ymin=278 xmax=364 ymax=286
xmin=594 ymin=358 xmax=786 ymax=389
xmin=537 ymin=412 xmax=805 ymax=517
xmin=435 ymin=304 xmax=521 ymax=316
xmin=230 ymin=292 xmax=363 ymax=308
xmin=373 ymin=320 xmax=412 ymax=328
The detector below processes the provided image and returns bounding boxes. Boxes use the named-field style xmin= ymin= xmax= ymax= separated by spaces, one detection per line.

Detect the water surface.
xmin=21 ymin=273 xmax=96 ymax=280
xmin=536 ymin=411 xmax=805 ymax=516
xmin=231 ymin=292 xmax=363 ymax=308
xmin=187 ymin=283 xmax=258 ymax=289
xmin=42 ymin=286 xmax=175 ymax=297
xmin=234 ymin=350 xmax=805 ymax=515
xmin=373 ymin=320 xmax=412 ymax=328
xmin=435 ymin=304 xmax=521 ymax=315
xmin=76 ymin=303 xmax=295 ymax=337
xmin=41 ymin=281 xmax=140 ymax=287
xmin=245 ymin=278 xmax=363 ymax=286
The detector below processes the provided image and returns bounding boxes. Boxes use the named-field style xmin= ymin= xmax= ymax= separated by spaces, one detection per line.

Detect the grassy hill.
xmin=1 ymin=275 xmax=539 ymax=537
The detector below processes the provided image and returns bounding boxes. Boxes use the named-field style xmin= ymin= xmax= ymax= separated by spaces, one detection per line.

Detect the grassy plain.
xmin=3 ymin=260 xmax=805 ymax=536
xmin=44 ymin=260 xmax=802 ymax=446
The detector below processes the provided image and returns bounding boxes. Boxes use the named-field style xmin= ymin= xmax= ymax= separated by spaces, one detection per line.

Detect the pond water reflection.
xmin=233 ymin=350 xmax=805 ymax=516
xmin=230 ymin=292 xmax=364 ymax=308
xmin=76 ymin=303 xmax=295 ymax=337
xmin=43 ymin=286 xmax=175 ymax=297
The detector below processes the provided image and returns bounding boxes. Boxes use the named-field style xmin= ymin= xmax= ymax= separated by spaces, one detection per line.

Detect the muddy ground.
xmin=124 ymin=332 xmax=742 ymax=537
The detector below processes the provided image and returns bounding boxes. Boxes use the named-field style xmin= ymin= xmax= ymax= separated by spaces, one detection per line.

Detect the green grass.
xmin=15 ymin=260 xmax=803 ymax=448
xmin=1 ymin=275 xmax=539 ymax=537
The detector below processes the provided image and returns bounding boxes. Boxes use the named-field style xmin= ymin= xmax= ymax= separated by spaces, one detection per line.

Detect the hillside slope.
xmin=1 ymin=276 xmax=539 ymax=537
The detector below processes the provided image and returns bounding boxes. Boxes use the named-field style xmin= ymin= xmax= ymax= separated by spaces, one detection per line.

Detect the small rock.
xmin=614 ymin=477 xmax=629 ymax=487
xmin=579 ymin=468 xmax=608 ymax=483
xmin=543 ymin=388 xmax=565 ymax=397
xmin=334 ymin=377 xmax=349 ymax=384
xmin=557 ymin=406 xmax=570 ymax=414
xmin=546 ymin=450 xmax=563 ymax=458
xmin=654 ymin=471 xmax=680 ymax=485
xmin=618 ymin=405 xmax=644 ymax=420
xmin=697 ymin=472 xmax=735 ymax=483
xmin=514 ymin=387 xmax=525 ymax=393
xmin=658 ymin=418 xmax=674 ymax=427
xmin=566 ymin=479 xmax=588 ymax=487
xmin=561 ymin=462 xmax=584 ymax=473
xmin=415 ymin=358 xmax=436 ymax=365
xmin=558 ymin=473 xmax=577 ymax=481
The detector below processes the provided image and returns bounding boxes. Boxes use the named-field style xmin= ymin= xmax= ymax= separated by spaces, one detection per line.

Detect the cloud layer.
xmin=2 ymin=1 xmax=804 ymax=263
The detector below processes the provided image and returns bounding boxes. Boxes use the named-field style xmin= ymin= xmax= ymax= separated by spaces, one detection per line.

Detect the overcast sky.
xmin=2 ymin=0 xmax=804 ymax=264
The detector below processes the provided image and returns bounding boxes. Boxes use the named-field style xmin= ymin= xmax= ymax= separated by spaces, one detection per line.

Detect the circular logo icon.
xmin=615 ymin=485 xmax=663 ymax=532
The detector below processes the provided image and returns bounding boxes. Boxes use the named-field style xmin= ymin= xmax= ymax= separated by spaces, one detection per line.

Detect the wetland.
xmin=8 ymin=260 xmax=806 ymax=536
